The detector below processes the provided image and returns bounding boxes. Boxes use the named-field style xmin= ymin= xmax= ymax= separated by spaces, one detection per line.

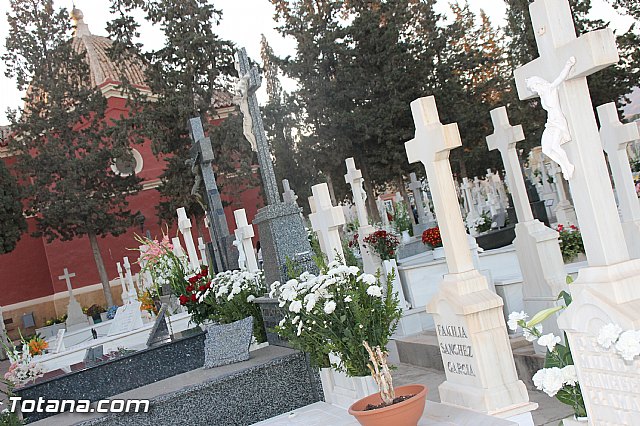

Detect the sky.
xmin=0 ymin=0 xmax=635 ymax=126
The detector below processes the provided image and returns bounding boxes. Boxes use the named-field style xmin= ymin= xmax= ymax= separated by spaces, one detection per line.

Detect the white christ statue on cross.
xmin=525 ymin=56 xmax=576 ymax=180
xmin=234 ymin=70 xmax=258 ymax=152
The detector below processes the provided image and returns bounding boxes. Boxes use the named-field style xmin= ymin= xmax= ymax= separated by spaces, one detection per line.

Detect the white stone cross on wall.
xmin=514 ymin=0 xmax=624 ymax=266
xmin=309 ymin=183 xmax=346 ymax=263
xmin=177 ymin=207 xmax=201 ymax=272
xmin=598 ymin=102 xmax=640 ymax=258
xmin=58 ymin=268 xmax=76 ymax=297
xmin=486 ymin=107 xmax=533 ymax=223
xmin=344 ymin=158 xmax=368 ymax=226
xmin=233 ymin=208 xmax=258 ymax=272
xmin=405 ymin=96 xmax=472 ymax=274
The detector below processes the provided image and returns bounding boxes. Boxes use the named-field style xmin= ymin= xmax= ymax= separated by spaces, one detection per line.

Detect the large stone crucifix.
xmin=188 ymin=117 xmax=233 ymax=272
xmin=515 ymin=1 xmax=640 ymax=423
xmin=235 ymin=47 xmax=280 ymax=206
xmin=513 ymin=0 xmax=624 ymax=266
xmin=405 ymin=96 xmax=535 ymax=419
xmin=598 ymin=102 xmax=640 ymax=258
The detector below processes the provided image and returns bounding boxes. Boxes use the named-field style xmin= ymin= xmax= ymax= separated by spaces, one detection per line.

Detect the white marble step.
xmin=252 ymin=400 xmax=517 ymax=426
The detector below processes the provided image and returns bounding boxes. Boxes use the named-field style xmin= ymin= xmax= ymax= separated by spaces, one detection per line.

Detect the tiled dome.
xmin=70 ymin=8 xmax=147 ymax=88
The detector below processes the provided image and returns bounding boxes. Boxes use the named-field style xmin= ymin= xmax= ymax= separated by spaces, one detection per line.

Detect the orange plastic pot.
xmin=348 ymin=384 xmax=428 ymax=426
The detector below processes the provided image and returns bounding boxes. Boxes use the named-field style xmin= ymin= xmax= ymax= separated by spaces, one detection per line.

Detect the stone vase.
xmin=401 ymin=230 xmax=412 ymax=244
xmin=432 ymin=246 xmax=445 ymax=260
xmin=203 ymin=316 xmax=253 ymax=368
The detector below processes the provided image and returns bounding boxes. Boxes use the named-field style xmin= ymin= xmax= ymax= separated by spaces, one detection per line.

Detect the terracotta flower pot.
xmin=348 ymin=384 xmax=427 ymax=426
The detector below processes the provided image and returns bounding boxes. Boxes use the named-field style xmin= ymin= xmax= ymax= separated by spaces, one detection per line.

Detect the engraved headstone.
xmin=203 ymin=316 xmax=253 ymax=368
xmin=107 ymin=300 xmax=144 ymax=336
xmin=405 ymin=96 xmax=535 ymax=422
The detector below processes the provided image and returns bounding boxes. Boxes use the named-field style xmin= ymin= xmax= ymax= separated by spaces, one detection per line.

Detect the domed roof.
xmin=70 ymin=8 xmax=147 ymax=89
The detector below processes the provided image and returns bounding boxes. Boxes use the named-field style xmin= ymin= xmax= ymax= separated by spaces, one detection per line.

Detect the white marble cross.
xmin=197 ymin=237 xmax=208 ymax=267
xmin=309 ymin=183 xmax=346 ymax=263
xmin=486 ymin=107 xmax=533 ymax=222
xmin=598 ymin=102 xmax=640 ymax=224
xmin=405 ymin=96 xmax=471 ymax=274
xmin=282 ymin=179 xmax=298 ymax=205
xmin=58 ymin=268 xmax=76 ymax=297
xmin=598 ymin=102 xmax=640 ymax=258
xmin=177 ymin=207 xmax=201 ymax=272
xmin=116 ymin=262 xmax=129 ymax=304
xmin=233 ymin=208 xmax=258 ymax=272
xmin=344 ymin=158 xmax=368 ymax=226
xmin=172 ymin=237 xmax=185 ymax=258
xmin=514 ymin=0 xmax=624 ymax=266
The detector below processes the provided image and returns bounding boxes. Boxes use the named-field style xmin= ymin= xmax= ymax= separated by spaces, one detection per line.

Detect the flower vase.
xmin=349 ymin=384 xmax=428 ymax=426
xmin=401 ymin=230 xmax=411 ymax=244
xmin=319 ymin=367 xmax=378 ymax=410
xmin=432 ymin=246 xmax=445 ymax=260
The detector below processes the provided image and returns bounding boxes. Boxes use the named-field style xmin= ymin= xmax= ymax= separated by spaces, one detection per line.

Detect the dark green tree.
xmin=605 ymin=0 xmax=640 ymax=21
xmin=107 ymin=0 xmax=255 ymax=227
xmin=3 ymin=0 xmax=143 ymax=305
xmin=0 ymin=160 xmax=26 ymax=254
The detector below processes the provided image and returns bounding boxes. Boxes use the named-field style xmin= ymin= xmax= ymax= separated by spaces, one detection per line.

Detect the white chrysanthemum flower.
xmin=327 ymin=260 xmax=341 ymax=269
xmin=246 ymin=295 xmax=256 ymax=303
xmin=614 ymin=330 xmax=640 ymax=361
xmin=296 ymin=321 xmax=304 ymax=336
xmin=291 ymin=315 xmax=300 ymax=324
xmin=507 ymin=311 xmax=528 ymax=331
xmin=523 ymin=325 xmax=542 ymax=342
xmin=324 ymin=300 xmax=337 ymax=314
xmin=348 ymin=266 xmax=360 ymax=275
xmin=541 ymin=367 xmax=564 ymax=397
xmin=358 ymin=324 xmax=364 ymax=329
xmin=366 ymin=285 xmax=383 ymax=298
xmin=358 ymin=274 xmax=377 ymax=285
xmin=278 ymin=318 xmax=286 ymax=327
xmin=597 ymin=323 xmax=623 ymax=349
xmin=561 ymin=365 xmax=578 ymax=386
xmin=305 ymin=293 xmax=318 ymax=312
xmin=344 ymin=295 xmax=353 ymax=303
xmin=537 ymin=333 xmax=561 ymax=352
xmin=289 ymin=300 xmax=303 ymax=313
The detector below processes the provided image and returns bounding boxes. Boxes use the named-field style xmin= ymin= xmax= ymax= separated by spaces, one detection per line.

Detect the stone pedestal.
xmin=254 ymin=202 xmax=316 ymax=285
xmin=427 ymin=269 xmax=536 ymax=421
xmin=64 ymin=297 xmax=89 ymax=332
xmin=559 ymin=260 xmax=640 ymax=426
xmin=514 ymin=220 xmax=567 ymax=354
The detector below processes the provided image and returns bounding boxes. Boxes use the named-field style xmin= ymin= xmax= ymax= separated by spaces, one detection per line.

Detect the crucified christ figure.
xmin=526 ymin=56 xmax=576 ymax=180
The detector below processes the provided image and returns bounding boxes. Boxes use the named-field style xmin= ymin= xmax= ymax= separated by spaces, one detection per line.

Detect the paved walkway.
xmin=393 ymin=362 xmax=573 ymax=426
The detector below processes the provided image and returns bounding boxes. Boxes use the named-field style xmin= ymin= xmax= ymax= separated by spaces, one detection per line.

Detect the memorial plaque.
xmin=107 ymin=301 xmax=144 ymax=336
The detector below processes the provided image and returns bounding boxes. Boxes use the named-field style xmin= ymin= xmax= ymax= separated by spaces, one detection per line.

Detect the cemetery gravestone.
xmin=486 ymin=106 xmax=568 ymax=350
xmin=514 ymin=0 xmax=640 ymax=423
xmin=406 ymin=96 xmax=536 ymax=423
xmin=234 ymin=209 xmax=259 ymax=272
xmin=107 ymin=300 xmax=144 ymax=337
xmin=203 ymin=316 xmax=253 ymax=368
xmin=598 ymin=102 xmax=640 ymax=259
xmin=198 ymin=237 xmax=209 ymax=267
xmin=146 ymin=305 xmax=172 ymax=348
xmin=235 ymin=47 xmax=315 ymax=285
xmin=308 ymin=183 xmax=346 ymax=263
xmin=116 ymin=262 xmax=129 ymax=304
xmin=177 ymin=207 xmax=202 ymax=272
xmin=282 ymin=179 xmax=298 ymax=205
xmin=549 ymin=162 xmax=578 ymax=226
xmin=188 ymin=117 xmax=236 ymax=272
xmin=59 ymin=268 xmax=89 ymax=331
xmin=344 ymin=157 xmax=380 ymax=275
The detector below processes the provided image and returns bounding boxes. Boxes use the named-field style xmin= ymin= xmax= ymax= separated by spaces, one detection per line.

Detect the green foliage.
xmin=392 ymin=203 xmax=412 ymax=235
xmin=0 ymin=160 xmax=26 ymax=254
xmin=106 ymin=0 xmax=256 ymax=225
xmin=475 ymin=211 xmax=493 ymax=234
xmin=556 ymin=225 xmax=585 ymax=263
xmin=341 ymin=239 xmax=360 ymax=268
xmin=0 ymin=409 xmax=23 ymax=425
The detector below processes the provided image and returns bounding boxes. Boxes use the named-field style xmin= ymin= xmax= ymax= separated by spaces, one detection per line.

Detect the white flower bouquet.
xmin=508 ymin=290 xmax=586 ymax=418
xmin=597 ymin=323 xmax=640 ymax=361
xmin=3 ymin=340 xmax=44 ymax=388
xmin=272 ymin=261 xmax=402 ymax=376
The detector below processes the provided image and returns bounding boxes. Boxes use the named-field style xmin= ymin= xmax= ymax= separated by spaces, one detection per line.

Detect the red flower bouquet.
xmin=422 ymin=227 xmax=442 ymax=248
xmin=363 ymin=230 xmax=400 ymax=261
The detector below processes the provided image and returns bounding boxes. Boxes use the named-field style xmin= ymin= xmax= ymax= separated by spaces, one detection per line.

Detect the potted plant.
xmin=421 ymin=227 xmax=444 ymax=260
xmin=272 ymin=260 xmax=402 ymax=408
xmin=348 ymin=341 xmax=427 ymax=426
xmin=508 ymin=290 xmax=586 ymax=423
